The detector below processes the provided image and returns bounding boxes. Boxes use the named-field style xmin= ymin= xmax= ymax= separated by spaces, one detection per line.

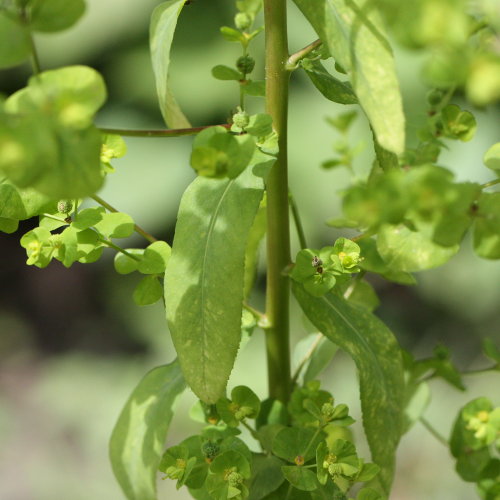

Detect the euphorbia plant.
xmin=1 ymin=0 xmax=499 ymax=499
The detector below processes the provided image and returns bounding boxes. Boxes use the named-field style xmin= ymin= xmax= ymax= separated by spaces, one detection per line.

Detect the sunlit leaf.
xmin=292 ymin=0 xmax=405 ymax=154
xmin=301 ymin=59 xmax=358 ymax=105
xmin=165 ymin=163 xmax=268 ymax=403
xmin=292 ymin=283 xmax=405 ymax=493
xmin=109 ymin=361 xmax=185 ymax=500
xmin=0 ymin=179 xmax=53 ymax=220
xmin=377 ymin=224 xmax=459 ymax=271
xmin=150 ymin=0 xmax=191 ymax=128
xmin=29 ymin=0 xmax=85 ymax=33
xmin=133 ymin=276 xmax=164 ymax=306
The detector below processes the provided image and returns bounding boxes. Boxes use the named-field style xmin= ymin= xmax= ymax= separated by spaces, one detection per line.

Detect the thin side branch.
xmin=91 ymin=195 xmax=158 ymax=243
xmin=286 ymin=39 xmax=322 ymax=70
xmin=98 ymin=124 xmax=230 ymax=138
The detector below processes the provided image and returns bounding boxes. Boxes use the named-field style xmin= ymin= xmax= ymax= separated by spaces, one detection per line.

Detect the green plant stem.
xmin=100 ymin=239 xmax=141 ymax=261
xmin=264 ymin=0 xmax=292 ymax=404
xmin=243 ymin=303 xmax=267 ymax=325
xmin=286 ymin=38 xmax=322 ymax=70
xmin=42 ymin=213 xmax=68 ymax=223
xmin=419 ymin=416 xmax=448 ymax=447
xmin=289 ymin=191 xmax=308 ymax=250
xmin=482 ymin=178 xmax=500 ymax=189
xmin=17 ymin=7 xmax=41 ymax=74
xmin=241 ymin=419 xmax=261 ymax=444
xmin=91 ymin=195 xmax=157 ymax=243
xmin=98 ymin=124 xmax=230 ymax=138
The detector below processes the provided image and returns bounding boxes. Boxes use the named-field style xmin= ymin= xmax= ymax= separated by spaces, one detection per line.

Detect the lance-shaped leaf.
xmin=292 ymin=0 xmax=405 ymax=154
xmin=109 ymin=361 xmax=185 ymax=500
xmin=292 ymin=283 xmax=404 ymax=494
xmin=165 ymin=164 xmax=269 ymax=403
xmin=150 ymin=0 xmax=191 ymax=128
xmin=301 ymin=59 xmax=358 ymax=105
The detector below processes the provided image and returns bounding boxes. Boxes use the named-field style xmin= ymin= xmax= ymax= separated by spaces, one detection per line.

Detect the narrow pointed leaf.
xmin=109 ymin=361 xmax=185 ymax=500
xmin=292 ymin=0 xmax=405 ymax=153
xmin=292 ymin=283 xmax=404 ymax=493
xmin=165 ymin=165 xmax=268 ymax=403
xmin=150 ymin=0 xmax=191 ymax=128
xmin=301 ymin=59 xmax=358 ymax=105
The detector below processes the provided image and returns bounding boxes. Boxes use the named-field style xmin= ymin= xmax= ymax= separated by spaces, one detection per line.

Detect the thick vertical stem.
xmin=264 ymin=0 xmax=291 ymax=403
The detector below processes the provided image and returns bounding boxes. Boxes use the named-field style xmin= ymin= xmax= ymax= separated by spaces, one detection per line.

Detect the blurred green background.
xmin=0 ymin=1 xmax=499 ymax=499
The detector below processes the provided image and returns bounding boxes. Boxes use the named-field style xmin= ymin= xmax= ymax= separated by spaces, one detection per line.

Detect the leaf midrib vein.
xmin=199 ymin=179 xmax=234 ymax=393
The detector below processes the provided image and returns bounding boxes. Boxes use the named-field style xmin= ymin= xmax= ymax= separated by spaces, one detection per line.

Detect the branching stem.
xmin=100 ymin=239 xmax=141 ymax=261
xmin=482 ymin=178 xmax=500 ymax=189
xmin=419 ymin=416 xmax=448 ymax=447
xmin=98 ymin=124 xmax=230 ymax=138
xmin=286 ymin=39 xmax=322 ymax=70
xmin=289 ymin=191 xmax=308 ymax=250
xmin=91 ymin=195 xmax=158 ymax=244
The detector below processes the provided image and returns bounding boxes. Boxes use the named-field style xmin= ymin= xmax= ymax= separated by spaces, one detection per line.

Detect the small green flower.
xmin=236 ymin=55 xmax=255 ymax=74
xmin=159 ymin=445 xmax=197 ymax=488
xmin=234 ymin=12 xmax=252 ymax=31
xmin=317 ymin=439 xmax=360 ymax=490
xmin=331 ymin=237 xmax=362 ymax=273
xmin=20 ymin=227 xmax=55 ymax=268
xmin=232 ymin=107 xmax=250 ymax=130
xmin=465 ymin=407 xmax=500 ymax=445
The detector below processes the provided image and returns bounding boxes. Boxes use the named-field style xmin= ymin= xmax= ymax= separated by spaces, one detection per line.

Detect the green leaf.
xmin=71 ymin=207 xmax=105 ymax=231
xmin=109 ymin=361 xmax=185 ymax=500
xmin=133 ymin=276 xmax=163 ymax=306
xmin=0 ymin=12 xmax=30 ymax=68
xmin=138 ymin=241 xmax=171 ymax=274
xmin=345 ymin=279 xmax=380 ymax=312
xmin=473 ymin=192 xmax=500 ymax=259
xmin=94 ymin=212 xmax=135 ymax=239
xmin=190 ymin=127 xmax=256 ymax=179
xmin=292 ymin=283 xmax=405 ymax=493
xmin=483 ymin=143 xmax=500 ymax=175
xmin=482 ymin=338 xmax=500 ymax=364
xmin=29 ymin=0 xmax=85 ymax=32
xmin=292 ymin=0 xmax=405 ymax=154
xmin=114 ymin=249 xmax=144 ymax=275
xmin=0 ymin=217 xmax=18 ymax=233
xmin=220 ymin=26 xmax=247 ymax=43
xmin=165 ymin=164 xmax=266 ymax=403
xmin=377 ymin=224 xmax=459 ymax=272
xmin=248 ymin=455 xmax=284 ymax=500
xmin=242 ymin=80 xmax=266 ymax=97
xmin=212 ymin=65 xmax=242 ymax=81
xmin=0 ymin=180 xmax=52 ymax=220
xmin=356 ymin=238 xmax=416 ymax=285
xmin=301 ymin=59 xmax=358 ymax=105
xmin=356 ymin=488 xmax=386 ymax=500
xmin=282 ymin=466 xmax=319 ymax=492
xmin=150 ymin=0 xmax=191 ymax=128
xmin=272 ymin=427 xmax=323 ymax=463
xmin=7 ymin=65 xmax=107 ymax=129
xmin=0 ymin=114 xmax=104 ymax=199
xmin=246 ymin=114 xmax=273 ymax=137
